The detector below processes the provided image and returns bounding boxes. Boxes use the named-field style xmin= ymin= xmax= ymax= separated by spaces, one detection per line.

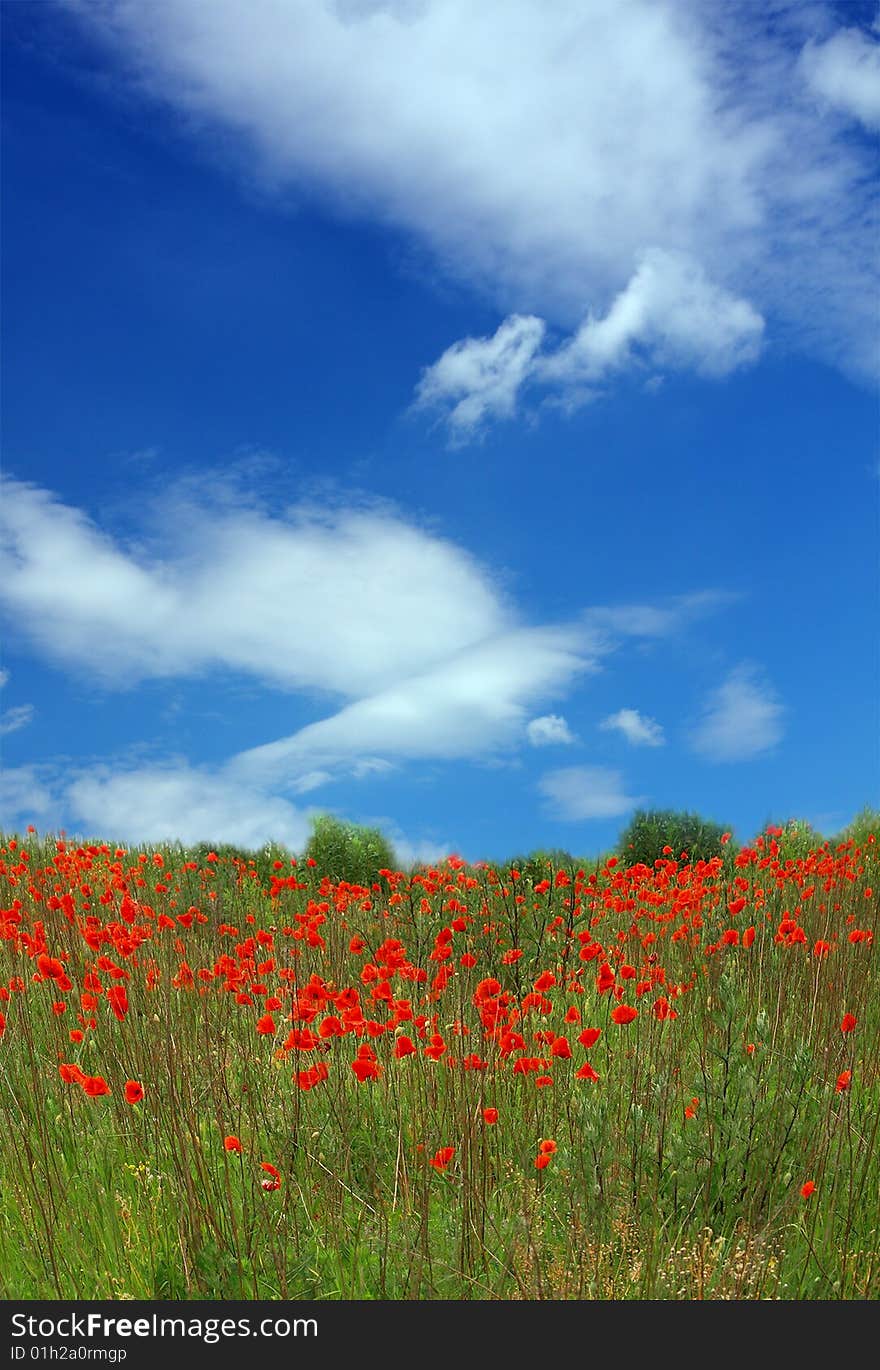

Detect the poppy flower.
xmin=836 ymin=1070 xmax=852 ymax=1092
xmin=482 ymin=1107 xmax=498 ymax=1124
xmin=611 ymin=1004 xmax=637 ymax=1025
xmin=578 ymin=1027 xmax=602 ymax=1049
xmin=538 ymin=1139 xmax=557 ymax=1155
xmin=428 ymin=1146 xmax=455 ymax=1173
xmin=124 ymin=1080 xmax=144 ymax=1105
xmin=224 ymin=1135 xmax=243 ymax=1153
xmin=841 ymin=1013 xmax=857 ymax=1034
xmin=684 ymin=1097 xmax=699 ymax=1120
xmin=256 ymin=1013 xmax=276 ymax=1036
xmin=59 ymin=1063 xmax=86 ymax=1085
xmin=575 ymin=1062 xmax=599 ymax=1082
xmin=351 ymin=1056 xmax=381 ymax=1082
xmin=800 ymin=1180 xmax=816 ymax=1199
xmin=82 ymin=1076 xmax=111 ymax=1097
xmin=394 ymin=1035 xmax=416 ymax=1058
xmin=260 ymin=1162 xmax=282 ymax=1191
xmin=534 ymin=1153 xmax=551 ymax=1170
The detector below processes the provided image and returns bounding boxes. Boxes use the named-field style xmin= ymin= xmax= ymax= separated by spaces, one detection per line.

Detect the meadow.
xmin=0 ymin=820 xmax=876 ymax=1301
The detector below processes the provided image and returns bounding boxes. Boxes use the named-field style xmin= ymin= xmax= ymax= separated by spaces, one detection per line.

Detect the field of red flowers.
xmin=0 ymin=826 xmax=876 ymax=1299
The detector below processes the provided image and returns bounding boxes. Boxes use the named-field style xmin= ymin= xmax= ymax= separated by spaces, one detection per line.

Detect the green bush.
xmin=303 ymin=814 xmax=397 ymax=886
xmin=617 ymin=807 xmax=735 ymax=866
xmin=833 ymin=805 xmax=880 ymax=850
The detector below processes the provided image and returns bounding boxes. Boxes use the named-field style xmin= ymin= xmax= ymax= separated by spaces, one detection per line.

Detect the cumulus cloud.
xmin=420 ymin=249 xmax=764 ymax=438
xmin=414 ymin=314 xmax=545 ymax=443
xmin=800 ymin=23 xmax=880 ymax=130
xmin=230 ymin=625 xmax=595 ymax=786
xmin=0 ymin=765 xmax=55 ymax=822
xmin=538 ymin=765 xmax=645 ymax=821
xmin=0 ymin=475 xmax=507 ymax=695
xmin=600 ymin=708 xmax=665 ymax=747
xmin=691 ymin=665 xmax=784 ymax=762
xmin=526 ymin=714 xmax=575 ymax=747
xmin=0 ymin=704 xmax=35 ymax=737
xmin=61 ymin=0 xmax=879 ymax=387
xmin=65 ymin=765 xmax=312 ymax=849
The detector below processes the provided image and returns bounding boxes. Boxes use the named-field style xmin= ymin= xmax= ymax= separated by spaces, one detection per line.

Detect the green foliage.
xmin=617 ymin=807 xmax=735 ymax=866
xmin=304 ymin=813 xmax=397 ymax=886
xmin=767 ymin=819 xmax=826 ymax=861
xmin=503 ymin=847 xmax=577 ymax=883
xmin=834 ymin=805 xmax=880 ymax=850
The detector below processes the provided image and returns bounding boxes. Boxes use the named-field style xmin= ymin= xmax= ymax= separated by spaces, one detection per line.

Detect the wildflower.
xmin=428 ymin=1146 xmax=455 ymax=1173
xmin=224 ymin=1135 xmax=243 ymax=1153
xmin=578 ymin=1027 xmax=602 ymax=1049
xmin=684 ymin=1097 xmax=699 ymax=1120
xmin=576 ymin=1062 xmax=599 ymax=1082
xmin=840 ymin=1013 xmax=857 ymax=1034
xmin=534 ymin=1153 xmax=551 ymax=1170
xmin=124 ymin=1080 xmax=144 ymax=1105
xmin=394 ymin=1035 xmax=417 ymax=1058
xmin=260 ymin=1162 xmax=282 ymax=1191
xmin=800 ymin=1180 xmax=816 ymax=1199
xmin=538 ymin=1139 xmax=557 ymax=1155
xmin=611 ymin=1004 xmax=637 ymax=1025
xmin=836 ymin=1070 xmax=852 ymax=1093
xmin=82 ymin=1076 xmax=111 ymax=1097
xmin=482 ymin=1107 xmax=498 ymax=1125
xmin=256 ymin=1013 xmax=276 ymax=1036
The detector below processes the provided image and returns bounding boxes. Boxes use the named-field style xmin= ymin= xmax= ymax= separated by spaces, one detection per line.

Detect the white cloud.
xmin=420 ymin=249 xmax=764 ymax=438
xmin=526 ymin=714 xmax=575 ymax=747
xmin=414 ymin=314 xmax=545 ymax=442
xmin=600 ymin=708 xmax=665 ymax=747
xmin=0 ymin=476 xmax=507 ymax=695
xmin=0 ymin=668 xmax=9 ymax=689
xmin=691 ymin=664 xmax=784 ymax=762
xmin=538 ymin=765 xmax=645 ymax=821
xmin=230 ymin=625 xmax=596 ymax=785
xmin=0 ymin=704 xmax=35 ymax=737
xmin=64 ymin=765 xmax=312 ymax=849
xmin=62 ymin=0 xmax=879 ymax=384
xmin=0 ymin=766 xmax=56 ymax=824
xmin=800 ymin=24 xmax=880 ymax=130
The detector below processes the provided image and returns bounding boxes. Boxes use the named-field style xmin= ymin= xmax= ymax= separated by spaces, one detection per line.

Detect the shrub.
xmin=304 ymin=814 xmax=397 ymax=886
xmin=617 ymin=807 xmax=735 ymax=866
xmin=833 ymin=805 xmax=880 ymax=850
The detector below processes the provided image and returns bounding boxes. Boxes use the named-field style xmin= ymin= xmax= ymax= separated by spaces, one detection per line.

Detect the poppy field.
xmin=0 ymin=825 xmax=876 ymax=1300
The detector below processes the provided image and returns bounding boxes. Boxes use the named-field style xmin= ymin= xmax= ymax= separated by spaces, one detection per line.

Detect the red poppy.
xmin=224 ymin=1135 xmax=243 ymax=1153
xmin=256 ymin=1013 xmax=276 ymax=1036
xmin=482 ymin=1107 xmax=498 ymax=1124
xmin=535 ymin=1075 xmax=553 ymax=1088
xmin=684 ymin=1097 xmax=699 ymax=1120
xmin=124 ymin=1080 xmax=144 ymax=1105
xmin=260 ymin=1162 xmax=282 ymax=1191
xmin=800 ymin=1180 xmax=816 ymax=1199
xmin=394 ymin=1035 xmax=416 ymax=1058
xmin=550 ymin=1036 xmax=572 ymax=1059
xmin=534 ymin=1153 xmax=551 ymax=1170
xmin=59 ymin=1063 xmax=86 ymax=1085
xmin=840 ymin=1013 xmax=857 ymax=1034
xmin=578 ymin=1027 xmax=602 ymax=1049
xmin=538 ymin=1139 xmax=557 ymax=1155
xmin=836 ymin=1070 xmax=852 ymax=1092
xmin=428 ymin=1146 xmax=455 ymax=1173
xmin=742 ymin=926 xmax=756 ymax=948
xmin=82 ymin=1076 xmax=111 ymax=1097
xmin=611 ymin=1004 xmax=637 ymax=1025
xmin=351 ymin=1056 xmax=382 ymax=1082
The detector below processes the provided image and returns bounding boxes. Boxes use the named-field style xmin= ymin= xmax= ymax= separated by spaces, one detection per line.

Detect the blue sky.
xmin=1 ymin=0 xmax=878 ymax=864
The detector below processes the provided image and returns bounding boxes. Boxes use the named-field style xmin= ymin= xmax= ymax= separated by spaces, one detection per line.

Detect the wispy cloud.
xmin=600 ymin=708 xmax=664 ymax=748
xmin=526 ymin=714 xmax=576 ymax=747
xmin=417 ymin=249 xmax=764 ymax=441
xmin=691 ymin=664 xmax=784 ymax=762
xmin=63 ymin=0 xmax=879 ymax=388
xmin=537 ymin=765 xmax=645 ymax=821
xmin=0 ymin=704 xmax=35 ymax=737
